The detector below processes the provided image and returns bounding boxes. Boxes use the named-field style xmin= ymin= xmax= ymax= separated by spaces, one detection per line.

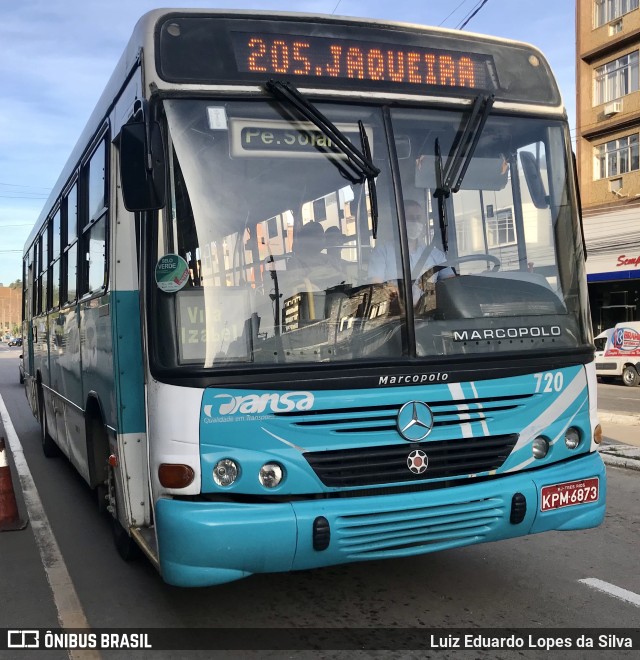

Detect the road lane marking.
xmin=579 ymin=578 xmax=640 ymax=608
xmin=0 ymin=394 xmax=101 ymax=660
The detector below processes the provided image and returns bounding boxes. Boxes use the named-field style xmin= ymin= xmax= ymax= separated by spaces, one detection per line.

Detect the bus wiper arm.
xmin=442 ymin=93 xmax=494 ymax=194
xmin=358 ymin=119 xmax=379 ymax=239
xmin=433 ymin=93 xmax=494 ymax=251
xmin=265 ymin=79 xmax=380 ymax=237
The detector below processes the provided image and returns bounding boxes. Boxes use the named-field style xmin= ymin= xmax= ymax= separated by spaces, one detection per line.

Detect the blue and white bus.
xmin=22 ymin=9 xmax=605 ymax=587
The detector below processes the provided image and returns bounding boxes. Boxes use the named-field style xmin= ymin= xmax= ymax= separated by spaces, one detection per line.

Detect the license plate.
xmin=540 ymin=477 xmax=599 ymax=512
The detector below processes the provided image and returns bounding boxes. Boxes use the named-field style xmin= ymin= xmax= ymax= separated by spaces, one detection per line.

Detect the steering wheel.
xmin=446 ymin=254 xmax=501 ymax=271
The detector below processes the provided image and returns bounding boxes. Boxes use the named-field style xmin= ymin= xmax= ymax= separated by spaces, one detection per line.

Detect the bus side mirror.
xmin=119 ymin=121 xmax=166 ymax=211
xmin=520 ymin=150 xmax=548 ymax=210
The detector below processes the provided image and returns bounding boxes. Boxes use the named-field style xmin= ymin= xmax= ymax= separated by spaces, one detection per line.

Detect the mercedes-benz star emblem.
xmin=397 ymin=401 xmax=434 ymax=442
xmin=407 ymin=449 xmax=428 ymax=474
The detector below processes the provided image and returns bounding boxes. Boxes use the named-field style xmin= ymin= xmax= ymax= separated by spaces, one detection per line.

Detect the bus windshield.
xmin=153 ymin=98 xmax=588 ymax=370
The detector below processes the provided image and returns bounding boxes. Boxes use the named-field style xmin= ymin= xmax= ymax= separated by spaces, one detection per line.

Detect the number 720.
xmin=534 ymin=372 xmax=564 ymax=393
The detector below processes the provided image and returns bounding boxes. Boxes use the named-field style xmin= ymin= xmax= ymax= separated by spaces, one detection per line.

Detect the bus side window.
xmin=80 ymin=136 xmax=109 ymax=296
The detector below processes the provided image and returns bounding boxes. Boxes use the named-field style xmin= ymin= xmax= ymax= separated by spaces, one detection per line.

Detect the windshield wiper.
xmin=433 ymin=93 xmax=494 ymax=251
xmin=265 ymin=79 xmax=380 ymax=238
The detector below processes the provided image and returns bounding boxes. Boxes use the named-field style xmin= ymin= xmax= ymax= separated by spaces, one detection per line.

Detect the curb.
xmin=600 ymin=442 xmax=640 ymax=472
xmin=601 ymin=453 xmax=640 ymax=472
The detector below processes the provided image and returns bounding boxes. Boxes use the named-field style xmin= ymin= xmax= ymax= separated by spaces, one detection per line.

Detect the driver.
xmin=369 ymin=200 xmax=455 ymax=304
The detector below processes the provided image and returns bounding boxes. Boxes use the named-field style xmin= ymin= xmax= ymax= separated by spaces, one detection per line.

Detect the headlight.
xmin=213 ymin=459 xmax=239 ymax=487
xmin=259 ymin=463 xmax=284 ymax=488
xmin=564 ymin=427 xmax=580 ymax=450
xmin=532 ymin=436 xmax=549 ymax=459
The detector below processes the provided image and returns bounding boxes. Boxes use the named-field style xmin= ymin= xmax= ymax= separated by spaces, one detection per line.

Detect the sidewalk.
xmin=0 ymin=399 xmax=63 ymax=633
xmin=599 ymin=411 xmax=640 ymax=473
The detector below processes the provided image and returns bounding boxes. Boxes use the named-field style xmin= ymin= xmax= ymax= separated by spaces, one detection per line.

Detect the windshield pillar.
xmin=508 ymin=152 xmax=529 ymax=271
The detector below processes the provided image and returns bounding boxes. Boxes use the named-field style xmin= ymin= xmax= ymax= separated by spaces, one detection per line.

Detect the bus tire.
xmin=622 ymin=365 xmax=639 ymax=387
xmin=38 ymin=387 xmax=59 ymax=458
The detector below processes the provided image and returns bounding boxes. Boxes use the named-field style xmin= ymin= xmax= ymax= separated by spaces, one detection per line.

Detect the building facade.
xmin=0 ymin=284 xmax=22 ymax=335
xmin=577 ymin=0 xmax=640 ymax=334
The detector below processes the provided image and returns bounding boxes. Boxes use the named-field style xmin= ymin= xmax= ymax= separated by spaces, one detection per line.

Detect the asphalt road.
xmin=597 ymin=380 xmax=640 ymax=416
xmin=1 ymin=349 xmax=639 ymax=659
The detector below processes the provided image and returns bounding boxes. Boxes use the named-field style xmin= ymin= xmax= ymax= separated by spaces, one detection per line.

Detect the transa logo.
xmin=206 ymin=391 xmax=315 ymax=417
xmin=614 ymin=327 xmax=640 ymax=351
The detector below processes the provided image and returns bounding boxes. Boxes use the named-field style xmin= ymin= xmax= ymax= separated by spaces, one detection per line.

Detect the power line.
xmin=457 ymin=0 xmax=491 ymax=30
xmin=438 ymin=0 xmax=472 ymax=27
xmin=0 ymin=182 xmax=51 ymax=191
xmin=0 ymin=194 xmax=48 ymax=199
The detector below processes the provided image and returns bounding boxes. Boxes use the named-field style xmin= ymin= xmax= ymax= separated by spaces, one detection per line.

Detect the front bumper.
xmin=156 ymin=451 xmax=606 ymax=587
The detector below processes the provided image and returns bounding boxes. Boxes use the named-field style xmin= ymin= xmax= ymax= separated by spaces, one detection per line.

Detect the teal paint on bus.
xmin=112 ymin=290 xmax=146 ymax=435
xmin=197 ymin=365 xmax=594 ymax=496
xmin=156 ymin=451 xmax=606 ymax=587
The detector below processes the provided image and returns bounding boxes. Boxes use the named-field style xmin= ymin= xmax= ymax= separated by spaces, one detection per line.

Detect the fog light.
xmin=213 ymin=459 xmax=239 ymax=487
xmin=259 ymin=463 xmax=284 ymax=488
xmin=532 ymin=436 xmax=549 ymax=459
xmin=564 ymin=427 xmax=580 ymax=450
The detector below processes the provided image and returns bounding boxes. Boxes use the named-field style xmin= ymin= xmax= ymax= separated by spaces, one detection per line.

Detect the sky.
xmin=0 ymin=0 xmax=577 ymax=286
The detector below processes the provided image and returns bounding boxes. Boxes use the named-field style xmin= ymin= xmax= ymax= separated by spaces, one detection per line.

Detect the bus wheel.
xmin=38 ymin=388 xmax=59 ymax=458
xmin=622 ymin=366 xmax=639 ymax=387
xmin=107 ymin=463 xmax=140 ymax=561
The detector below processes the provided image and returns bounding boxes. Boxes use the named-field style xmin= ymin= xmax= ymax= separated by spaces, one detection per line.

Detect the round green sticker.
xmin=155 ymin=254 xmax=190 ymax=292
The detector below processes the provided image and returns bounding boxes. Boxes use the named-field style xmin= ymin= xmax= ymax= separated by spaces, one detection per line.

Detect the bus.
xmin=22 ymin=9 xmax=605 ymax=587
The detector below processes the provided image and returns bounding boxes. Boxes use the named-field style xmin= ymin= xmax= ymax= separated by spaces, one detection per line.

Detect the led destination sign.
xmin=158 ymin=16 xmax=559 ymax=105
xmin=231 ymin=32 xmax=497 ymax=92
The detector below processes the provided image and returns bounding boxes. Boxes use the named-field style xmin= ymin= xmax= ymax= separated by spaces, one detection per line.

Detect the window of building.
xmin=312 ymin=197 xmax=327 ymax=222
xmin=595 ymin=0 xmax=639 ymax=27
xmin=487 ymin=208 xmax=516 ymax=247
xmin=610 ymin=19 xmax=624 ymax=34
xmin=595 ymin=134 xmax=640 ymax=178
xmin=594 ymin=51 xmax=639 ymax=104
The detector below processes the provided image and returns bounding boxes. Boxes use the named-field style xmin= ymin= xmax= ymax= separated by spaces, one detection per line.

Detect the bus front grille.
xmin=304 ymin=434 xmax=518 ymax=487
xmin=335 ymin=496 xmax=506 ymax=559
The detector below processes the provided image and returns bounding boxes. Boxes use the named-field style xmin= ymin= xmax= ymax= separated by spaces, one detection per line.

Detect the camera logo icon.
xmin=7 ymin=630 xmax=40 ymax=649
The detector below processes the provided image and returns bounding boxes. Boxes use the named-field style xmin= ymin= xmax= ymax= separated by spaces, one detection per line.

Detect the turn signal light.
xmin=594 ymin=424 xmax=603 ymax=445
xmin=158 ymin=463 xmax=195 ymax=488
